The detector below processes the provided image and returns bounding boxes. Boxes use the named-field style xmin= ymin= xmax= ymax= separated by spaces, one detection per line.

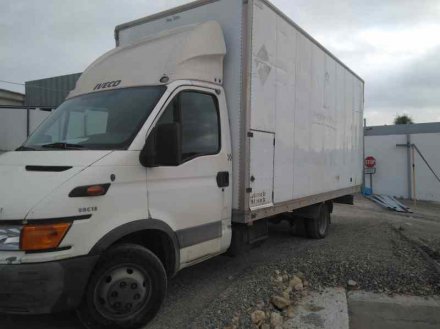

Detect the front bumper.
xmin=0 ymin=255 xmax=99 ymax=314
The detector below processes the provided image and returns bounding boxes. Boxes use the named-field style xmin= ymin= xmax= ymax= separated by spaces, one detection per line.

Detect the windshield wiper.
xmin=41 ymin=142 xmax=85 ymax=150
xmin=16 ymin=146 xmax=36 ymax=151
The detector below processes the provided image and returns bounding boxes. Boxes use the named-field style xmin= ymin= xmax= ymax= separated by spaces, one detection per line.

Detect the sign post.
xmin=364 ymin=156 xmax=376 ymax=194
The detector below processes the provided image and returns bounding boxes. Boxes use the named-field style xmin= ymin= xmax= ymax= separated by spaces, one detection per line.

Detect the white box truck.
xmin=0 ymin=0 xmax=363 ymax=328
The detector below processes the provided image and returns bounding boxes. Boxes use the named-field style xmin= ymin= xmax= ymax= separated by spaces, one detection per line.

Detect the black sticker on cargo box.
xmin=250 ymin=191 xmax=267 ymax=206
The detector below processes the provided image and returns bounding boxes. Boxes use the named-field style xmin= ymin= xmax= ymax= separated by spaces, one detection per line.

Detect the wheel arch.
xmin=88 ymin=219 xmax=180 ymax=277
xmin=291 ymin=202 xmax=324 ymax=220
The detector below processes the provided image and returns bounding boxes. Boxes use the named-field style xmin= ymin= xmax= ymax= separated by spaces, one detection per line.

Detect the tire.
xmin=77 ymin=244 xmax=167 ymax=329
xmin=305 ymin=203 xmax=330 ymax=239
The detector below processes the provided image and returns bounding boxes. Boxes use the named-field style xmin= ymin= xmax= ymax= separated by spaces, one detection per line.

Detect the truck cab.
xmin=0 ymin=21 xmax=232 ymax=328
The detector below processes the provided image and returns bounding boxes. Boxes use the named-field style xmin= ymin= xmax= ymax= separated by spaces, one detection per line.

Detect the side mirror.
xmin=139 ymin=123 xmax=181 ymax=167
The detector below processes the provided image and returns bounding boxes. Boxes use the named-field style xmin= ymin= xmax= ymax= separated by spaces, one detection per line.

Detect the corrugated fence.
xmin=25 ymin=73 xmax=81 ymax=108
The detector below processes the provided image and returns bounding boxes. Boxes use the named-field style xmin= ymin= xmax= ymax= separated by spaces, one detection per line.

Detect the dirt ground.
xmin=395 ymin=199 xmax=440 ymax=260
xmin=1 ymin=195 xmax=439 ymax=329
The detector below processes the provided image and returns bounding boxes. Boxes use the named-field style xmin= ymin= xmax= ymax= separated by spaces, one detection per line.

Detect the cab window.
xmin=157 ymin=90 xmax=220 ymax=162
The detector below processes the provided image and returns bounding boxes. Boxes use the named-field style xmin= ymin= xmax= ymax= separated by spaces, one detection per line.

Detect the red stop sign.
xmin=365 ymin=156 xmax=376 ymax=168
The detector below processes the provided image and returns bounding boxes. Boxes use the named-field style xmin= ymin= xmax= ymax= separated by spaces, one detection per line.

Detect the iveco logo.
xmin=94 ymin=80 xmax=121 ymax=91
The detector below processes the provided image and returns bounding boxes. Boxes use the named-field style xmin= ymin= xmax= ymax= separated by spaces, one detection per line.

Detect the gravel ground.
xmin=1 ymin=195 xmax=439 ymax=329
xmin=148 ymin=196 xmax=440 ymax=329
xmin=398 ymin=199 xmax=440 ymax=257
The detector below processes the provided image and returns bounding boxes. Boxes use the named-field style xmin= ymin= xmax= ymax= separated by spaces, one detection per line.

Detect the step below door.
xmin=249 ymin=130 xmax=275 ymax=210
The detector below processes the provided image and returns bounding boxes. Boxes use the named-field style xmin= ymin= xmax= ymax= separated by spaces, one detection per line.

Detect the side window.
xmin=157 ymin=98 xmax=178 ymax=125
xmin=180 ymin=91 xmax=220 ymax=161
xmin=155 ymin=90 xmax=220 ymax=163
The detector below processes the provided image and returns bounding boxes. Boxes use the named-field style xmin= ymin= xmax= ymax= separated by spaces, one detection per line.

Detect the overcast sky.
xmin=1 ymin=0 xmax=440 ymax=126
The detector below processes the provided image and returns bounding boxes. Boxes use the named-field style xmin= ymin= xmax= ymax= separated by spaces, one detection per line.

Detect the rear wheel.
xmin=305 ymin=203 xmax=330 ymax=239
xmin=77 ymin=244 xmax=167 ymax=329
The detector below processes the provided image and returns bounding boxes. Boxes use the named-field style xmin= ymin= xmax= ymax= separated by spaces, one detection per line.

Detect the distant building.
xmin=25 ymin=73 xmax=81 ymax=108
xmin=0 ymin=73 xmax=81 ymax=151
xmin=0 ymin=88 xmax=25 ymax=106
xmin=364 ymin=122 xmax=440 ymax=202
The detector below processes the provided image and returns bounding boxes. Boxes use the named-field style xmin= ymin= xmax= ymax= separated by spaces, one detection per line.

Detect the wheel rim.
xmin=93 ymin=264 xmax=152 ymax=320
xmin=318 ymin=211 xmax=328 ymax=236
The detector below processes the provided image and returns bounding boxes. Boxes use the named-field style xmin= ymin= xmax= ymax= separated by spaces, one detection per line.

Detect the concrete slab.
xmin=284 ymin=288 xmax=349 ymax=329
xmin=348 ymin=291 xmax=440 ymax=329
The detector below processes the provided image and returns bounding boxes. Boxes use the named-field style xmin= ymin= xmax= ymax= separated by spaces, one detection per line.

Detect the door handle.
xmin=216 ymin=171 xmax=229 ymax=188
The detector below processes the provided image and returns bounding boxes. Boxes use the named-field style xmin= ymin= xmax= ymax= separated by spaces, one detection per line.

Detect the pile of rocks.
xmin=226 ymin=270 xmax=310 ymax=329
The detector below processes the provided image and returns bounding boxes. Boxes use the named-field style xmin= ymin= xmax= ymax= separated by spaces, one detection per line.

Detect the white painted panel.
xmin=309 ymin=45 xmax=326 ymax=195
xmin=354 ymin=79 xmax=364 ymax=186
xmin=249 ymin=131 xmax=274 ymax=210
xmin=0 ymin=108 xmax=27 ymax=151
xmin=324 ymin=55 xmax=338 ymax=190
xmin=292 ymin=32 xmax=312 ymax=198
xmin=250 ymin=0 xmax=277 ymax=132
xmin=273 ymin=16 xmax=296 ymax=203
xmin=250 ymin=0 xmax=364 ymax=205
xmin=335 ymin=62 xmax=346 ymax=190
xmin=410 ymin=133 xmax=440 ymax=202
xmin=344 ymin=72 xmax=355 ymax=185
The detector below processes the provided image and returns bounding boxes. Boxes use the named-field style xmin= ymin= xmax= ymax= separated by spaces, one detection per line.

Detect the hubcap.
xmin=318 ymin=211 xmax=328 ymax=235
xmin=94 ymin=265 xmax=151 ymax=319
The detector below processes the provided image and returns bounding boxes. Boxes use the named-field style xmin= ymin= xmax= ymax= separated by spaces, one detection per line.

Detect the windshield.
xmin=23 ymin=86 xmax=166 ymax=150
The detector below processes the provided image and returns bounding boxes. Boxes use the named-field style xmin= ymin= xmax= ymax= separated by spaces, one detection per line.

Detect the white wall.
xmin=0 ymin=108 xmax=27 ymax=151
xmin=365 ymin=132 xmax=440 ymax=202
xmin=0 ymin=108 xmax=51 ymax=151
xmin=364 ymin=135 xmax=408 ymax=199
xmin=412 ymin=133 xmax=440 ymax=202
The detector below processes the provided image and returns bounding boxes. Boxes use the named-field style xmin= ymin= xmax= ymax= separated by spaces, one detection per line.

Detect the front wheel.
xmin=77 ymin=244 xmax=167 ymax=329
xmin=305 ymin=203 xmax=330 ymax=239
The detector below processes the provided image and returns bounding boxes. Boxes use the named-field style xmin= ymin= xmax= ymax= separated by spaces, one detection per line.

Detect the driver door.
xmin=146 ymin=86 xmax=231 ymax=265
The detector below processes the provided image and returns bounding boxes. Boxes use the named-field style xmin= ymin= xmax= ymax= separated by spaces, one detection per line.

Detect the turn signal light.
xmin=20 ymin=222 xmax=71 ymax=251
xmin=69 ymin=183 xmax=110 ymax=197
xmin=86 ymin=185 xmax=106 ymax=196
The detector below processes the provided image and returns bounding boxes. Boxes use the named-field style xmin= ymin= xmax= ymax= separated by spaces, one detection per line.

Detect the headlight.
xmin=0 ymin=226 xmax=22 ymax=251
xmin=0 ymin=222 xmax=71 ymax=252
